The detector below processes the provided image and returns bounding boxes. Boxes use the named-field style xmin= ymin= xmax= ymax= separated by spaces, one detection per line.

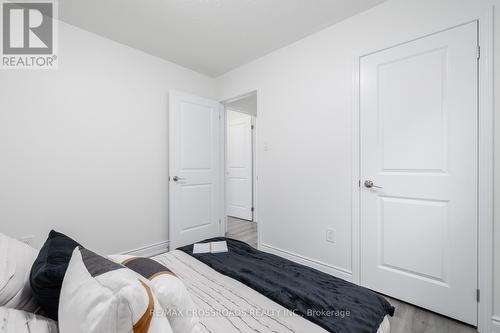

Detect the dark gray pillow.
xmin=29 ymin=230 xmax=81 ymax=320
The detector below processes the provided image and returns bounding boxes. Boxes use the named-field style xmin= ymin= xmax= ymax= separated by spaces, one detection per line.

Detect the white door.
xmin=226 ymin=111 xmax=253 ymax=220
xmin=360 ymin=22 xmax=478 ymax=325
xmin=169 ymin=90 xmax=222 ymax=249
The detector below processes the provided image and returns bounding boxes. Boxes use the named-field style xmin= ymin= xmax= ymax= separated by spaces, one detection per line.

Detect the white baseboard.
xmin=259 ymin=243 xmax=353 ymax=282
xmin=492 ymin=316 xmax=500 ymax=333
xmin=120 ymin=240 xmax=169 ymax=257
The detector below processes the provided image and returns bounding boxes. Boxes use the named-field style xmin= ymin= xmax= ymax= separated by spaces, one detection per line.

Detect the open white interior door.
xmin=226 ymin=111 xmax=253 ymax=221
xmin=169 ymin=90 xmax=222 ymax=249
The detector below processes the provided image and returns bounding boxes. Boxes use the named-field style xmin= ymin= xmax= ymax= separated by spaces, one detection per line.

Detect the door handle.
xmin=172 ymin=176 xmax=186 ymax=182
xmin=364 ymin=180 xmax=382 ymax=189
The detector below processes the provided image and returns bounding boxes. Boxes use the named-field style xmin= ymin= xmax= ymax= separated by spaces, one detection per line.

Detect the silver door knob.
xmin=172 ymin=176 xmax=186 ymax=182
xmin=364 ymin=180 xmax=382 ymax=189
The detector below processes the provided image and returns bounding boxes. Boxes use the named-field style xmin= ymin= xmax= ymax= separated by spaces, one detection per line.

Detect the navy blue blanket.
xmin=179 ymin=237 xmax=394 ymax=333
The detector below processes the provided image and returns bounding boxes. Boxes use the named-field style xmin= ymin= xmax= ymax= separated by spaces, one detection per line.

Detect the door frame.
xmin=351 ymin=12 xmax=494 ymax=332
xmin=220 ymin=91 xmax=259 ymax=235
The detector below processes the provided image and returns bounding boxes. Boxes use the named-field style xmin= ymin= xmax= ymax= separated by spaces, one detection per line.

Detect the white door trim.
xmin=351 ymin=11 xmax=494 ymax=332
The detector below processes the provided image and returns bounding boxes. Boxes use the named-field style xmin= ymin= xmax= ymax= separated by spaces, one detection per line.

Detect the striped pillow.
xmin=110 ymin=255 xmax=200 ymax=333
xmin=59 ymin=248 xmax=173 ymax=333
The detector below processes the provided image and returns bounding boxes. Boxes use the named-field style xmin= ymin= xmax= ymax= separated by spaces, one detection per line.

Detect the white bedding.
xmin=154 ymin=250 xmax=390 ymax=333
xmin=0 ymin=307 xmax=58 ymax=333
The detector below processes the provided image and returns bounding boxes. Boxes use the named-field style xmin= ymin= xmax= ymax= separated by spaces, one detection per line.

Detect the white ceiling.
xmin=59 ymin=0 xmax=387 ymax=77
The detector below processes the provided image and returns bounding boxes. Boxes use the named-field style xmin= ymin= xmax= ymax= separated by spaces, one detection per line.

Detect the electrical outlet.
xmin=20 ymin=235 xmax=34 ymax=246
xmin=326 ymin=228 xmax=336 ymax=243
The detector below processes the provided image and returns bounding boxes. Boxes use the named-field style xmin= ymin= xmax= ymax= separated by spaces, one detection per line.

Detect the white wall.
xmin=216 ymin=0 xmax=500 ymax=326
xmin=0 ymin=22 xmax=216 ymax=254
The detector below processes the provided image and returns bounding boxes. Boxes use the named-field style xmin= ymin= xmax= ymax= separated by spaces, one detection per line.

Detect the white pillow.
xmin=110 ymin=255 xmax=201 ymax=333
xmin=0 ymin=233 xmax=39 ymax=312
xmin=59 ymin=248 xmax=173 ymax=333
xmin=0 ymin=307 xmax=58 ymax=333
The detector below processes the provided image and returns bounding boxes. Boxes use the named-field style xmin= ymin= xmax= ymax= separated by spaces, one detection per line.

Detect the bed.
xmin=0 ymin=231 xmax=392 ymax=333
xmin=153 ymin=238 xmax=393 ymax=333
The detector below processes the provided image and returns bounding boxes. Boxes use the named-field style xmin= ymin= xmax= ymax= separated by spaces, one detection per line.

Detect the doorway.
xmin=223 ymin=92 xmax=258 ymax=248
xmin=168 ymin=89 xmax=258 ymax=249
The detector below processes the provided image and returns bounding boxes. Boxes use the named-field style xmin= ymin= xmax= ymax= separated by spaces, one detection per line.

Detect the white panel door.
xmin=360 ymin=22 xmax=478 ymax=325
xmin=226 ymin=111 xmax=253 ymax=220
xmin=169 ymin=90 xmax=222 ymax=249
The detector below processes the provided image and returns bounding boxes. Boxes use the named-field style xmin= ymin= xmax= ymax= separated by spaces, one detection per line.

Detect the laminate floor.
xmin=226 ymin=216 xmax=258 ymax=248
xmin=225 ymin=217 xmax=477 ymax=333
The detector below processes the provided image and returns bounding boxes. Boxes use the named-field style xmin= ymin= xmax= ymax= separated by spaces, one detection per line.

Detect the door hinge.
xmin=251 ymin=125 xmax=254 ymax=130
xmin=476 ymin=45 xmax=481 ymax=60
xmin=476 ymin=289 xmax=480 ymax=302
xmin=358 ymin=180 xmax=361 ymax=187
xmin=219 ymin=218 xmax=222 ymax=225
xmin=251 ymin=207 xmax=254 ymax=212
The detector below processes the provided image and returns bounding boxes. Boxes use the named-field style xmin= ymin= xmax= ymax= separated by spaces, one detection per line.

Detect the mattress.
xmin=154 ymin=250 xmax=390 ymax=333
